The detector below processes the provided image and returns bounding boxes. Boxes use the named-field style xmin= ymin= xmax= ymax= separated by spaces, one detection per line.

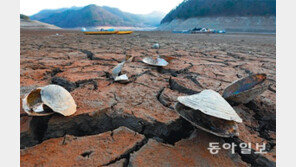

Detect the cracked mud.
xmin=21 ymin=30 xmax=276 ymax=167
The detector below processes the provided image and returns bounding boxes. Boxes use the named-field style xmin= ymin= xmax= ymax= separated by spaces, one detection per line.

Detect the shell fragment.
xmin=114 ymin=74 xmax=129 ymax=83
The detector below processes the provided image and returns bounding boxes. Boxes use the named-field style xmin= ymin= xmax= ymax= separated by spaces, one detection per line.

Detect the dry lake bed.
xmin=20 ymin=30 xmax=276 ymax=167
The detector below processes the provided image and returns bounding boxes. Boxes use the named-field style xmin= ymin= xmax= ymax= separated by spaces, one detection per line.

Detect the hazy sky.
xmin=21 ymin=0 xmax=184 ymax=16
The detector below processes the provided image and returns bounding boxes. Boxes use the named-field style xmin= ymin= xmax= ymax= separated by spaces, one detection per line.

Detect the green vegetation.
xmin=20 ymin=14 xmax=30 ymax=21
xmin=161 ymin=0 xmax=276 ymax=23
xmin=30 ymin=5 xmax=164 ymax=28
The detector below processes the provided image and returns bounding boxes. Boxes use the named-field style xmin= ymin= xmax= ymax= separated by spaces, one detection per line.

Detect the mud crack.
xmin=102 ymin=137 xmax=148 ymax=166
xmin=224 ymin=137 xmax=276 ymax=167
xmin=51 ymin=77 xmax=98 ymax=92
xmin=169 ymin=77 xmax=199 ymax=95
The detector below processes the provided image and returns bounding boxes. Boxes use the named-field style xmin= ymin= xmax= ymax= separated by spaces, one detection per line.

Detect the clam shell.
xmin=222 ymin=74 xmax=268 ymax=104
xmin=152 ymin=43 xmax=160 ymax=49
xmin=177 ymin=89 xmax=242 ymax=123
xmin=142 ymin=57 xmax=168 ymax=67
xmin=175 ymin=102 xmax=239 ymax=137
xmin=22 ymin=85 xmax=77 ymax=116
xmin=114 ymin=74 xmax=129 ymax=83
xmin=112 ymin=61 xmax=125 ymax=79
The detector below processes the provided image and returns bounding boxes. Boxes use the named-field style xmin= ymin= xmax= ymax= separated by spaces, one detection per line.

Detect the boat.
xmin=116 ymin=31 xmax=133 ymax=35
xmin=83 ymin=31 xmax=118 ymax=35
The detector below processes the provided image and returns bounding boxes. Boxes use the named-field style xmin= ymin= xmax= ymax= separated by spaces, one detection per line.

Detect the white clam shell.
xmin=142 ymin=57 xmax=168 ymax=67
xmin=41 ymin=85 xmax=77 ymax=116
xmin=177 ymin=89 xmax=242 ymax=123
xmin=22 ymin=85 xmax=77 ymax=116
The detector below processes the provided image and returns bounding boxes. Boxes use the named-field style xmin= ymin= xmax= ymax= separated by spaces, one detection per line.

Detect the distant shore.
xmin=158 ymin=16 xmax=276 ymax=34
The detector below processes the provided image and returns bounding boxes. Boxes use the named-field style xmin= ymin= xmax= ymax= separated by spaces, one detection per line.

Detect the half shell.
xmin=22 ymin=85 xmax=77 ymax=116
xmin=222 ymin=74 xmax=268 ymax=104
xmin=177 ymin=89 xmax=242 ymax=123
xmin=142 ymin=57 xmax=168 ymax=67
xmin=175 ymin=102 xmax=239 ymax=137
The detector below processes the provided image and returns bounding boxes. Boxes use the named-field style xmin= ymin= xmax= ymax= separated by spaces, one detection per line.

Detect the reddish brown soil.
xmin=20 ymin=29 xmax=276 ymax=166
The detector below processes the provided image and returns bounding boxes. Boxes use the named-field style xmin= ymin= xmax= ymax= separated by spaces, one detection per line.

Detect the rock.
xmin=21 ymin=127 xmax=145 ymax=167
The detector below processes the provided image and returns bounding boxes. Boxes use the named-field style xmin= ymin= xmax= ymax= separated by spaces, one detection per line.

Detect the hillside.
xmin=159 ymin=0 xmax=276 ymax=32
xmin=161 ymin=0 xmax=276 ymax=24
xmin=20 ymin=14 xmax=30 ymax=21
xmin=30 ymin=7 xmax=82 ymax=21
xmin=20 ymin=14 xmax=61 ymax=29
xmin=30 ymin=5 xmax=165 ymax=28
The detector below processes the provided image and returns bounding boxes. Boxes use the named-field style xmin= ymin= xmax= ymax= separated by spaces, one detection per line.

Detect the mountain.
xmin=21 ymin=14 xmax=61 ymax=29
xmin=159 ymin=0 xmax=276 ymax=33
xmin=30 ymin=5 xmax=164 ymax=28
xmin=139 ymin=11 xmax=166 ymax=27
xmin=30 ymin=7 xmax=82 ymax=21
xmin=161 ymin=0 xmax=276 ymax=24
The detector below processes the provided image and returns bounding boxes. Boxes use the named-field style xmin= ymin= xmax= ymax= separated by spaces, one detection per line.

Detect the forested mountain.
xmin=20 ymin=14 xmax=30 ymax=21
xmin=161 ymin=0 xmax=276 ymax=23
xmin=30 ymin=5 xmax=164 ymax=28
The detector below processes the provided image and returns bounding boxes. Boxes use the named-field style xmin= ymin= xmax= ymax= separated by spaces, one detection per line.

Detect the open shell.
xmin=22 ymin=85 xmax=77 ymax=116
xmin=177 ymin=89 xmax=242 ymax=123
xmin=142 ymin=57 xmax=168 ymax=67
xmin=175 ymin=102 xmax=239 ymax=137
xmin=222 ymin=74 xmax=268 ymax=104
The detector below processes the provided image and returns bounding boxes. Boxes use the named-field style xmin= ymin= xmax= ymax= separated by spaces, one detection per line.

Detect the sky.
xmin=20 ymin=0 xmax=184 ymax=16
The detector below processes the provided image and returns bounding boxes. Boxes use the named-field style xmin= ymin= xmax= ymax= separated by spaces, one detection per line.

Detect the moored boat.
xmin=116 ymin=31 xmax=133 ymax=35
xmin=83 ymin=31 xmax=118 ymax=35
